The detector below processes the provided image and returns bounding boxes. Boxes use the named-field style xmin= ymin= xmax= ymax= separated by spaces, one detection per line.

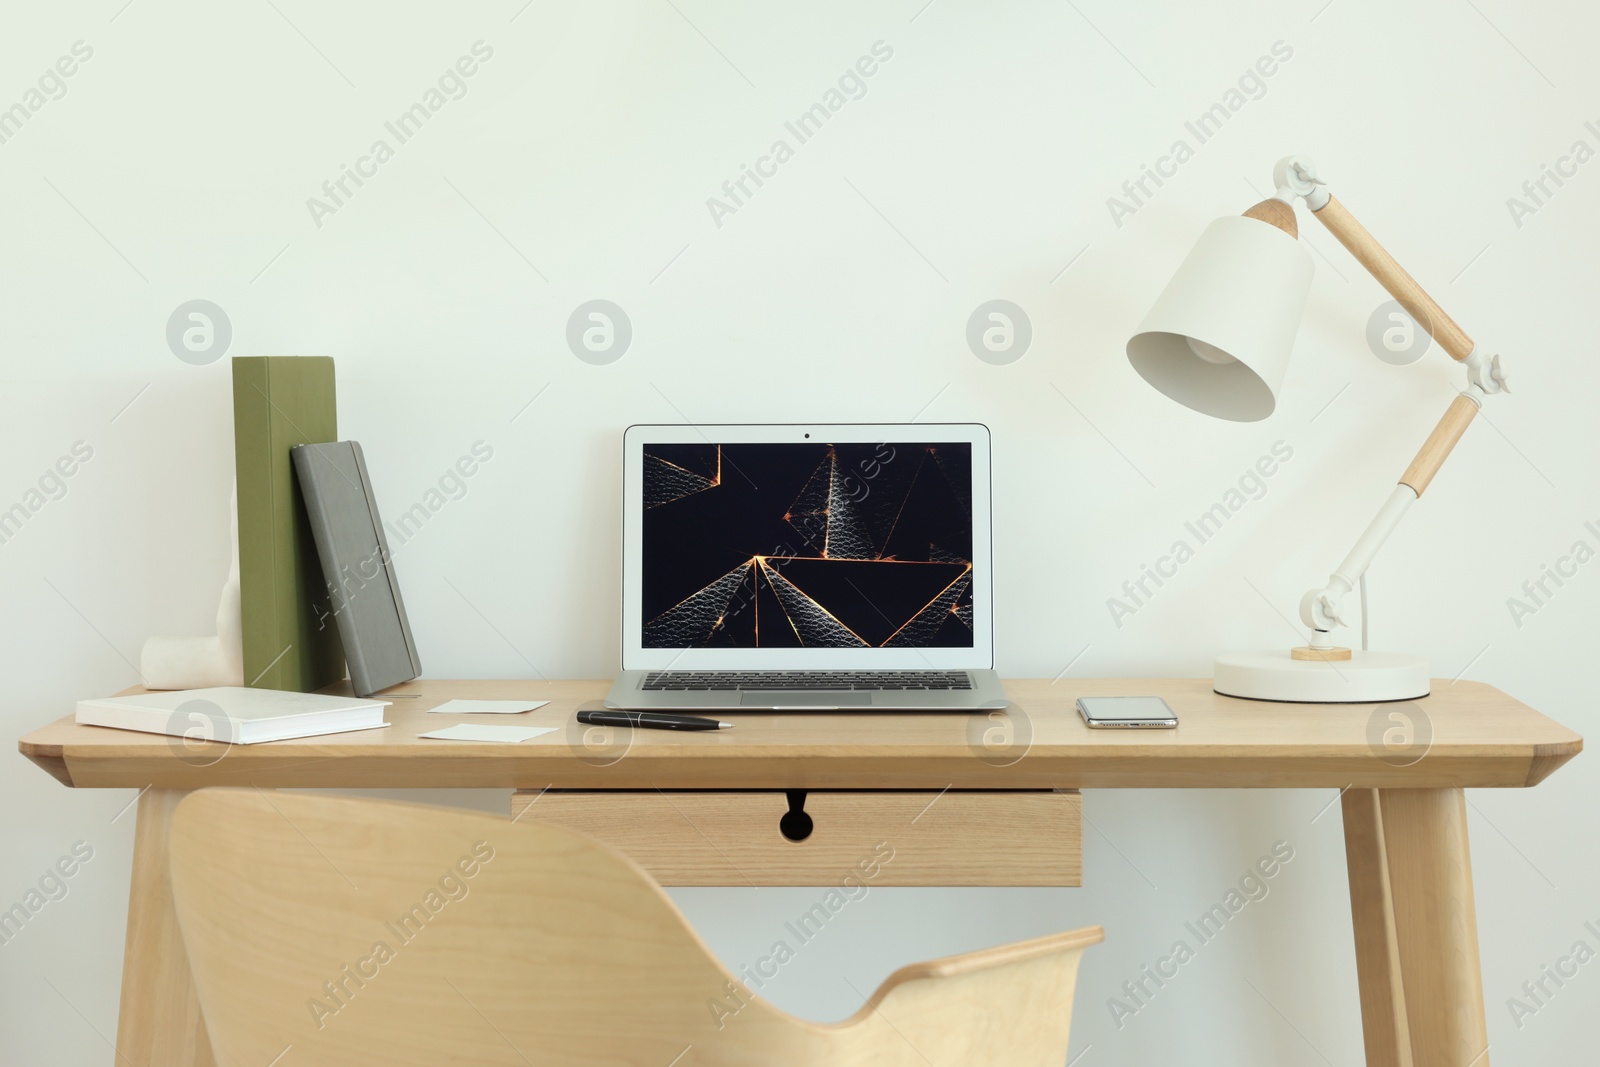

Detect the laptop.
xmin=604 ymin=424 xmax=1008 ymax=711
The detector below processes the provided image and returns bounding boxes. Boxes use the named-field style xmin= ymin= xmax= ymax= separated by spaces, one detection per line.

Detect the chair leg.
xmin=115 ymin=788 xmax=216 ymax=1067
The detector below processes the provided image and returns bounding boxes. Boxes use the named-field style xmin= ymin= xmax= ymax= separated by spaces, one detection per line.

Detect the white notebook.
xmin=75 ymin=687 xmax=390 ymax=745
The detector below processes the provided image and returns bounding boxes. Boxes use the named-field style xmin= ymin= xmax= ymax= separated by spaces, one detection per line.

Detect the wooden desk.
xmin=19 ymin=678 xmax=1582 ymax=1067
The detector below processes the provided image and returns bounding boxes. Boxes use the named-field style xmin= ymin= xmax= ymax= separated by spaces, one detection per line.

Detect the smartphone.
xmin=1076 ymin=696 xmax=1178 ymax=729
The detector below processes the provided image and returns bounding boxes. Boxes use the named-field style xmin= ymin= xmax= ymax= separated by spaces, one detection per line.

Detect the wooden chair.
xmin=169 ymin=789 xmax=1101 ymax=1066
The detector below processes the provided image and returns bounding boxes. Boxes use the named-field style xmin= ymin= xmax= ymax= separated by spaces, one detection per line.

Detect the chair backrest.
xmin=170 ymin=789 xmax=1096 ymax=1066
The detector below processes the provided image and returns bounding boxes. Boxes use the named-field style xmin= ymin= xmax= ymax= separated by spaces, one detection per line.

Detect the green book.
xmin=233 ymin=356 xmax=345 ymax=692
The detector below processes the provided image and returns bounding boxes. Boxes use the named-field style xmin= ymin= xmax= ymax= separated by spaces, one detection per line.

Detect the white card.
xmin=417 ymin=724 xmax=556 ymax=743
xmin=427 ymin=699 xmax=551 ymax=715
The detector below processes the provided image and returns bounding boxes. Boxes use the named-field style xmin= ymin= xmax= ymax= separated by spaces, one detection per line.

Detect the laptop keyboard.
xmin=642 ymin=671 xmax=973 ymax=691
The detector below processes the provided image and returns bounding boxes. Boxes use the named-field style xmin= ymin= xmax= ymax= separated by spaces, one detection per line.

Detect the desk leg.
xmin=1343 ymin=789 xmax=1414 ymax=1067
xmin=115 ymin=789 xmax=215 ymax=1067
xmin=1343 ymin=788 xmax=1491 ymax=1067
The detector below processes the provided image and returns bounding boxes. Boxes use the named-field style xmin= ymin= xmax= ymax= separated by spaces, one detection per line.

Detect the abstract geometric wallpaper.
xmin=642 ymin=442 xmax=973 ymax=647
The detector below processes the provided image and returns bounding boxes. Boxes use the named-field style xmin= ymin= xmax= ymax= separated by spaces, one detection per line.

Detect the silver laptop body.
xmin=605 ymin=424 xmax=1007 ymax=712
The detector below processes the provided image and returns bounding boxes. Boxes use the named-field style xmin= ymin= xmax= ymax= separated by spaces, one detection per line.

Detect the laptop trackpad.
xmin=739 ymin=692 xmax=862 ymax=707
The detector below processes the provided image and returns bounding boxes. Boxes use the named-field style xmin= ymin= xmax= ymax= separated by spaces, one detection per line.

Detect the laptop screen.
xmin=641 ymin=441 xmax=974 ymax=649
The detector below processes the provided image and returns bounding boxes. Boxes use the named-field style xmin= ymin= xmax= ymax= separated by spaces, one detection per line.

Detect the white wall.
xmin=3 ymin=1 xmax=1596 ymax=1062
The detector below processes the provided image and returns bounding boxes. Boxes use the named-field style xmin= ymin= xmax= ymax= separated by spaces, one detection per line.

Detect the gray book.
xmin=291 ymin=441 xmax=421 ymax=697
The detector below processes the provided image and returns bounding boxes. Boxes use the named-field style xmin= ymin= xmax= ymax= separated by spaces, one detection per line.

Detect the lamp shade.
xmin=1126 ymin=214 xmax=1314 ymax=422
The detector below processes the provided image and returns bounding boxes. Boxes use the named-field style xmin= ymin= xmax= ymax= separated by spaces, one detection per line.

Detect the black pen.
xmin=576 ymin=710 xmax=732 ymax=732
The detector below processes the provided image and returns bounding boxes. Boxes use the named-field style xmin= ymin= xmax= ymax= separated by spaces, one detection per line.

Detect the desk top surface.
xmin=18 ymin=678 xmax=1582 ymax=790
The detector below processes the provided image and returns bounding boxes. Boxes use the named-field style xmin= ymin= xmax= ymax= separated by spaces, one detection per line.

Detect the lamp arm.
xmin=1299 ymin=391 xmax=1482 ymax=640
xmin=1272 ymin=156 xmax=1511 ymax=393
xmin=1311 ymin=196 xmax=1476 ymax=361
xmin=1283 ymin=178 xmax=1504 ymax=644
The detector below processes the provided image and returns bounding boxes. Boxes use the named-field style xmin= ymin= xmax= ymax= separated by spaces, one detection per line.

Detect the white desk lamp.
xmin=1127 ymin=156 xmax=1510 ymax=703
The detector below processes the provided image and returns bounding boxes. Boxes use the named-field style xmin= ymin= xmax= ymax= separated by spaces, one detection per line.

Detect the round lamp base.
xmin=1214 ymin=649 xmax=1429 ymax=704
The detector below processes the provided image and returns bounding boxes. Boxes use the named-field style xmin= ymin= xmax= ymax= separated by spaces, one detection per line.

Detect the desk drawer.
xmin=508 ymin=789 xmax=1080 ymax=886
